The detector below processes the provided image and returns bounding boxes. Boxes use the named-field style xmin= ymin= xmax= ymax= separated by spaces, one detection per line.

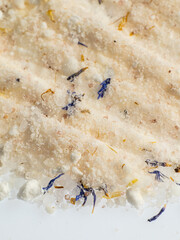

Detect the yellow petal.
xmin=126 ymin=178 xmax=138 ymax=187
xmin=47 ymin=10 xmax=55 ymax=22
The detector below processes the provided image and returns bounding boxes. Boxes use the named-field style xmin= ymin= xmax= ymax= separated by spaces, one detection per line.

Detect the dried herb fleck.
xmin=118 ymin=12 xmax=130 ymax=31
xmin=47 ymin=10 xmax=55 ymax=22
xmin=124 ymin=109 xmax=128 ymax=117
xmin=106 ymin=144 xmax=117 ymax=153
xmin=41 ymin=88 xmax=55 ymax=101
xmin=174 ymin=166 xmax=180 ymax=173
xmin=127 ymin=179 xmax=138 ymax=187
xmin=103 ymin=191 xmax=122 ymax=199
xmin=81 ymin=109 xmax=90 ymax=114
xmin=78 ymin=41 xmax=88 ymax=48
xmin=54 ymin=186 xmax=64 ymax=189
xmin=97 ymin=184 xmax=109 ymax=197
xmin=81 ymin=54 xmax=85 ymax=62
xmin=67 ymin=67 xmax=88 ymax=82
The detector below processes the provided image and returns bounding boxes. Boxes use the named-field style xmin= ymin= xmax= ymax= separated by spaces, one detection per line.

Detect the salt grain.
xmin=70 ymin=150 xmax=81 ymax=164
xmin=9 ymin=125 xmax=19 ymax=136
xmin=72 ymin=167 xmax=83 ymax=176
xmin=45 ymin=205 xmax=56 ymax=214
xmin=0 ymin=11 xmax=3 ymax=20
xmin=0 ymin=182 xmax=10 ymax=201
xmin=126 ymin=188 xmax=144 ymax=209
xmin=19 ymin=120 xmax=28 ymax=133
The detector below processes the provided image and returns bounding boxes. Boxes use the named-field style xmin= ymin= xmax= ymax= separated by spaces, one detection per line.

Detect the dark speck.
xmin=124 ymin=109 xmax=128 ymax=116
xmin=16 ymin=78 xmax=20 ymax=82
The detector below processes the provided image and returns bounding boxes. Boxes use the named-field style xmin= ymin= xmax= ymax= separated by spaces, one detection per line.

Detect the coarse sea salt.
xmin=0 ymin=0 xmax=180 ymax=221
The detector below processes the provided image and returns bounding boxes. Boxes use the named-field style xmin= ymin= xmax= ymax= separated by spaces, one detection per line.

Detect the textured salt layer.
xmin=0 ymin=0 xmax=180 ymax=210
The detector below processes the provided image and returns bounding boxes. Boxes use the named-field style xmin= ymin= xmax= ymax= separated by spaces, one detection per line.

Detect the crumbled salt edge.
xmin=0 ymin=171 xmax=177 ymax=215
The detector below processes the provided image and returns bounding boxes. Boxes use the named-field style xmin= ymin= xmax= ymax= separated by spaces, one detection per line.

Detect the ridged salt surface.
xmin=0 ymin=0 xmax=180 ymax=212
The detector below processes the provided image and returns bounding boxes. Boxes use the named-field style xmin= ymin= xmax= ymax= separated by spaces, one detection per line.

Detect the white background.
xmin=1 ymin=200 xmax=180 ymax=240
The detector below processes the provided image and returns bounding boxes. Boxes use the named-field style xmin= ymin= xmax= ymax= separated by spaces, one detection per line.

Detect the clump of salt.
xmin=18 ymin=180 xmax=41 ymax=201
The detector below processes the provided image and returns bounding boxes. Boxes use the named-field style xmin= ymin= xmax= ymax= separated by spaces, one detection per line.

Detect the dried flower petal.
xmin=47 ymin=10 xmax=55 ymax=22
xmin=103 ymin=191 xmax=122 ymax=199
xmin=118 ymin=12 xmax=130 ymax=31
xmin=148 ymin=170 xmax=168 ymax=182
xmin=81 ymin=184 xmax=96 ymax=213
xmin=78 ymin=41 xmax=88 ymax=48
xmin=126 ymin=179 xmax=138 ymax=187
xmin=97 ymin=78 xmax=111 ymax=99
xmin=145 ymin=159 xmax=172 ymax=167
xmin=41 ymin=89 xmax=55 ymax=101
xmin=67 ymin=67 xmax=88 ymax=82
xmin=62 ymin=91 xmax=84 ymax=115
xmin=148 ymin=205 xmax=166 ymax=222
xmin=42 ymin=173 xmax=64 ymax=193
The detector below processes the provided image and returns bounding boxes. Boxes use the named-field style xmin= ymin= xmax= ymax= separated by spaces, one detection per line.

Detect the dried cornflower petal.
xmin=81 ymin=184 xmax=96 ymax=213
xmin=67 ymin=67 xmax=88 ymax=82
xmin=148 ymin=205 xmax=166 ymax=222
xmin=97 ymin=78 xmax=111 ymax=99
xmin=62 ymin=91 xmax=84 ymax=115
xmin=78 ymin=41 xmax=88 ymax=48
xmin=42 ymin=173 xmax=64 ymax=193
xmin=145 ymin=159 xmax=172 ymax=167
xmin=148 ymin=170 xmax=168 ymax=182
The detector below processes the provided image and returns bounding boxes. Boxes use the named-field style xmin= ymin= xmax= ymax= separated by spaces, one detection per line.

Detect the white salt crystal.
xmin=126 ymin=188 xmax=144 ymax=209
xmin=0 ymin=182 xmax=10 ymax=201
xmin=0 ymin=10 xmax=3 ymax=20
xmin=18 ymin=180 xmax=41 ymax=201
xmin=70 ymin=150 xmax=81 ymax=164
xmin=9 ymin=125 xmax=19 ymax=136
xmin=72 ymin=167 xmax=83 ymax=176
